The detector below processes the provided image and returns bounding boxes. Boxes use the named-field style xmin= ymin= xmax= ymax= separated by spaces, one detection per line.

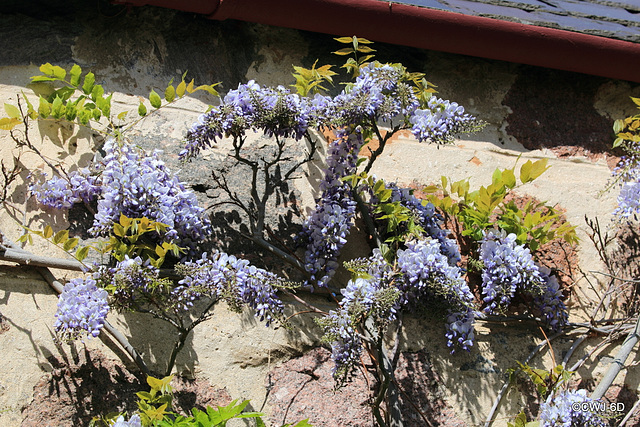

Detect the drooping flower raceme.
xmin=533 ymin=266 xmax=569 ymax=331
xmin=480 ymin=230 xmax=568 ymax=330
xmin=410 ymin=96 xmax=478 ymax=144
xmin=397 ymin=238 xmax=476 ymax=350
xmin=320 ymin=252 xmax=398 ymax=383
xmin=539 ymin=389 xmax=607 ymax=427
xmin=90 ymin=139 xmax=210 ymax=252
xmin=299 ymin=131 xmax=364 ymax=287
xmin=613 ymin=156 xmax=640 ymax=220
xmin=30 ymin=168 xmax=100 ymax=210
xmin=173 ymin=252 xmax=285 ymax=326
xmin=94 ymin=256 xmax=166 ymax=312
xmin=180 ymin=81 xmax=329 ymax=160
xmin=329 ymin=62 xmax=418 ymax=126
xmin=54 ymin=277 xmax=109 ymax=341
xmin=479 ymin=229 xmax=544 ymax=313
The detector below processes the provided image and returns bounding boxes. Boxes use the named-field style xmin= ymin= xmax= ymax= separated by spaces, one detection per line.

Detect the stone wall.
xmin=1 ymin=1 xmax=639 ymax=425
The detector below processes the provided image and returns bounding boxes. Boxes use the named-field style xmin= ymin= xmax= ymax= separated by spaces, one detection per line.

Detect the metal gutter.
xmin=115 ymin=0 xmax=640 ymax=83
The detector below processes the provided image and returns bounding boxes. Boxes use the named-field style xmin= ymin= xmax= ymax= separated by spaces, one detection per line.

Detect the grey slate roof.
xmin=390 ymin=0 xmax=640 ymax=43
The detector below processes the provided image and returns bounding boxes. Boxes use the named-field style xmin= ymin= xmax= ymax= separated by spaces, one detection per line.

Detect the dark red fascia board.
xmin=115 ymin=0 xmax=640 ymax=83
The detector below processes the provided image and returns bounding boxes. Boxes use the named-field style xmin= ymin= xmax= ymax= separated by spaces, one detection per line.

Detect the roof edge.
xmin=115 ymin=0 xmax=640 ymax=83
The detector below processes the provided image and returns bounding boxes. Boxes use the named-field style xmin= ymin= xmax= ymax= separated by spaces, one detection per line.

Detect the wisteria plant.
xmin=1 ymin=36 xmax=579 ymax=427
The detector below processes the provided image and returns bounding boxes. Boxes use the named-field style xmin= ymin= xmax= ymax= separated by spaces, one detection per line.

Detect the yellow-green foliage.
xmin=424 ymin=159 xmax=578 ymax=251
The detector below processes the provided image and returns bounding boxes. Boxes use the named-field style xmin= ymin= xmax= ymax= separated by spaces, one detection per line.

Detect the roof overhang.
xmin=114 ymin=0 xmax=640 ymax=83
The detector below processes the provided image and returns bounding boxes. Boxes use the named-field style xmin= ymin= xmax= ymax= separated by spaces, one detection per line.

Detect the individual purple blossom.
xmin=111 ymin=414 xmax=142 ymax=427
xmin=397 ymin=238 xmax=476 ymax=351
xmin=479 ymin=229 xmax=544 ymax=314
xmin=54 ymin=277 xmax=109 ymax=341
xmin=539 ymin=389 xmax=607 ymax=427
xmin=173 ymin=252 xmax=284 ymax=326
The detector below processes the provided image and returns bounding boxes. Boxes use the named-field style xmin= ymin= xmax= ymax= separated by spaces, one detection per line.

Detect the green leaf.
xmin=149 ymin=90 xmax=162 ymax=109
xmin=176 ymin=80 xmax=186 ymax=98
xmin=75 ymin=246 xmax=90 ymax=262
xmin=77 ymin=108 xmax=91 ymax=125
xmin=96 ymin=93 xmax=112 ymax=117
xmin=492 ymin=168 xmax=502 ymax=185
xmin=520 ymin=160 xmax=532 ymax=184
xmin=21 ymin=92 xmax=38 ymax=120
xmin=502 ymin=168 xmax=516 ymax=188
xmin=4 ymin=103 xmax=21 ymax=119
xmin=69 ymin=64 xmax=82 ymax=87
xmin=164 ymin=84 xmax=175 ymax=103
xmin=90 ymin=84 xmax=104 ymax=101
xmin=43 ymin=225 xmax=54 ymax=239
xmin=63 ymin=238 xmax=79 ymax=252
xmin=82 ymin=72 xmax=95 ymax=95
xmin=39 ymin=63 xmax=66 ymax=80
xmin=138 ymin=101 xmax=147 ymax=117
xmin=334 ymin=36 xmax=355 ymax=43
xmin=30 ymin=76 xmax=58 ymax=83
xmin=356 ymin=45 xmax=376 ymax=53
xmin=0 ymin=117 xmax=22 ymax=130
xmin=36 ymin=96 xmax=50 ymax=119
xmin=193 ymin=84 xmax=219 ymax=97
xmin=529 ymin=159 xmax=549 ymax=181
xmin=113 ymin=223 xmax=125 ymax=238
xmin=117 ymin=111 xmax=127 ymax=121
xmin=50 ymin=96 xmax=64 ymax=119
xmin=64 ymin=102 xmax=77 ymax=121
xmin=52 ymin=229 xmax=69 ymax=245
xmin=332 ymin=48 xmax=354 ymax=56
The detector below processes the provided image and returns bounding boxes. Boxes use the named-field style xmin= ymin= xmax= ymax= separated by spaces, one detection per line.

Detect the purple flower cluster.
xmin=480 ymin=230 xmax=568 ymax=330
xmin=94 ymin=256 xmax=160 ymax=311
xmin=479 ymin=230 xmax=544 ymax=313
xmin=329 ymin=63 xmax=418 ymax=126
xmin=90 ymin=139 xmax=210 ymax=252
xmin=31 ymin=139 xmax=210 ymax=253
xmin=615 ymin=179 xmax=640 ymax=219
xmin=397 ymin=238 xmax=476 ymax=350
xmin=322 ymin=253 xmax=395 ymax=382
xmin=181 ymin=81 xmax=330 ymax=159
xmin=539 ymin=389 xmax=607 ymax=427
xmin=410 ymin=96 xmax=478 ymax=144
xmin=173 ymin=252 xmax=284 ymax=326
xmin=534 ymin=266 xmax=569 ymax=331
xmin=387 ymin=183 xmax=461 ymax=265
xmin=299 ymin=131 xmax=364 ymax=287
xmin=613 ymin=156 xmax=640 ymax=220
xmin=54 ymin=277 xmax=109 ymax=341
xmin=30 ymin=168 xmax=100 ymax=209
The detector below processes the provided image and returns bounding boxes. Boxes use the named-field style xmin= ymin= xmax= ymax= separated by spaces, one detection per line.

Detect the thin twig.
xmin=619 ymin=397 xmax=640 ymax=427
